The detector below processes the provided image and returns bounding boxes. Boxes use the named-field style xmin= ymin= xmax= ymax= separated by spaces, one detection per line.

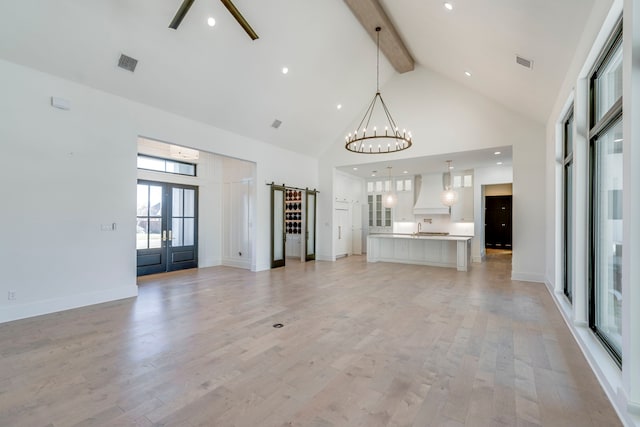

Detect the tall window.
xmin=589 ymin=20 xmax=622 ymax=365
xmin=563 ymin=109 xmax=574 ymax=302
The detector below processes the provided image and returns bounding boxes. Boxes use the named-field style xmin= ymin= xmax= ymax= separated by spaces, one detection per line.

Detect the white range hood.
xmin=413 ymin=173 xmax=449 ymax=215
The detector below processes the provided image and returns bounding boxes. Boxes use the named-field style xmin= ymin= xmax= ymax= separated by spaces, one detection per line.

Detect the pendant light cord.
xmin=376 ymin=27 xmax=381 ymax=93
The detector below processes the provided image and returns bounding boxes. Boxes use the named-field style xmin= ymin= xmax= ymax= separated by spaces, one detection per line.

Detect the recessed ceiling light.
xmin=444 ymin=2 xmax=453 ymax=11
xmin=464 ymin=71 xmax=472 ymax=77
xmin=207 ymin=17 xmax=216 ymax=27
xmin=282 ymin=67 xmax=289 ymax=74
xmin=403 ymin=170 xmax=408 ymax=174
xmin=494 ymin=151 xmax=501 ymax=155
xmin=449 ymin=165 xmax=454 ymax=170
xmin=337 ymin=104 xmax=342 ymax=110
xmin=497 ymin=161 xmax=503 ymax=165
xmin=353 ymin=167 xmax=358 ymax=171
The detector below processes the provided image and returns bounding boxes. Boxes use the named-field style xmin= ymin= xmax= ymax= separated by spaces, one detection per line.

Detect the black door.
xmin=137 ymin=181 xmax=198 ymax=276
xmin=485 ymin=195 xmax=512 ymax=249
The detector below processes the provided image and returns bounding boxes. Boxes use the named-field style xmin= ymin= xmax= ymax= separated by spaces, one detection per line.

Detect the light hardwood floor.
xmin=0 ymin=254 xmax=621 ymax=426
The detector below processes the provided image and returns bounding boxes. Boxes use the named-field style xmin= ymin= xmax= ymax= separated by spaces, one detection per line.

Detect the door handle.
xmin=169 ymin=230 xmax=173 ymax=240
xmin=162 ymin=230 xmax=167 ymax=242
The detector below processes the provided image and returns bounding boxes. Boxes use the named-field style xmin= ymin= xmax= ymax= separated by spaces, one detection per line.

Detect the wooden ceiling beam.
xmin=343 ymin=0 xmax=415 ymax=73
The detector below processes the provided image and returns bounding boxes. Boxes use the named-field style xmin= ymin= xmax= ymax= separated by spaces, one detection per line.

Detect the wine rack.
xmin=285 ymin=189 xmax=302 ymax=234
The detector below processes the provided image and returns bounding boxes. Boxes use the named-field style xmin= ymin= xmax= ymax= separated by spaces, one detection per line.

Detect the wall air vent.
xmin=271 ymin=119 xmax=282 ymax=129
xmin=516 ymin=55 xmax=533 ymax=70
xmin=118 ymin=54 xmax=138 ymax=72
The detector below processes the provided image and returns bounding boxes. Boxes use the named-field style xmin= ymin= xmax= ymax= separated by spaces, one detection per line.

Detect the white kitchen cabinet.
xmin=450 ymin=170 xmax=474 ymax=222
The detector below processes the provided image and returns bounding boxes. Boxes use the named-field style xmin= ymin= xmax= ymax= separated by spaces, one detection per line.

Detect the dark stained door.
xmin=137 ymin=181 xmax=198 ymax=276
xmin=485 ymin=195 xmax=512 ymax=249
xmin=137 ymin=182 xmax=167 ymax=275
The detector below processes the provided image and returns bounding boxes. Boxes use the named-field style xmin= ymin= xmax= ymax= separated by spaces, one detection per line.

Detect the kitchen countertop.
xmin=368 ymin=233 xmax=473 ymax=241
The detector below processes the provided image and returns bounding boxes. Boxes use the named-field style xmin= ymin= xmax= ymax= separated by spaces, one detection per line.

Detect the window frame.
xmin=137 ymin=154 xmax=197 ymax=177
xmin=587 ymin=17 xmax=623 ymax=367
xmin=563 ymin=108 xmax=574 ymax=302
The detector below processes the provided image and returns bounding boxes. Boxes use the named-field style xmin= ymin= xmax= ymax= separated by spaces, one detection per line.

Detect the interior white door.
xmin=335 ymin=207 xmax=351 ymax=257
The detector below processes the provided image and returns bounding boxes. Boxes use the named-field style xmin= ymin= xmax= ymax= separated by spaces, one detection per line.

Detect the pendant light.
xmin=382 ymin=166 xmax=398 ymax=208
xmin=441 ymin=160 xmax=458 ymax=207
xmin=344 ymin=27 xmax=413 ymax=154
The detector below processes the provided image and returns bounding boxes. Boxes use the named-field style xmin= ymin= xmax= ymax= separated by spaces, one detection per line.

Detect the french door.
xmin=136 ymin=180 xmax=198 ymax=276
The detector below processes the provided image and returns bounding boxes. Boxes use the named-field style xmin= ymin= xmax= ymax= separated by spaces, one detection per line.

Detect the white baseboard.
xmin=222 ymin=257 xmax=251 ymax=270
xmin=511 ymin=271 xmax=545 ymax=283
xmin=199 ymin=258 xmax=222 ymax=268
xmin=316 ymin=254 xmax=334 ymax=262
xmin=0 ymin=284 xmax=138 ymax=324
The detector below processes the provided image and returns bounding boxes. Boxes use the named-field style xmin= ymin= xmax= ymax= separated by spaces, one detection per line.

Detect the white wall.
xmin=0 ymin=58 xmax=318 ymax=323
xmin=319 ymin=65 xmax=545 ymax=281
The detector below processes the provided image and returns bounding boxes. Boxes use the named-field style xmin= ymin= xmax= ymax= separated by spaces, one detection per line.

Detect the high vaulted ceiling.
xmin=0 ymin=0 xmax=597 ymax=160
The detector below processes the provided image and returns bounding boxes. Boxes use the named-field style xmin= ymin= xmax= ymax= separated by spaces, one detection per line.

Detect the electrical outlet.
xmin=7 ymin=290 xmax=16 ymax=300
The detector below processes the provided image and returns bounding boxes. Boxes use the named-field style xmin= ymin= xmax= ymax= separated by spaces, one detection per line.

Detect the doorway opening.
xmin=137 ymin=137 xmax=256 ymax=276
xmin=137 ymin=181 xmax=198 ymax=275
xmin=270 ymin=185 xmax=317 ymax=268
xmin=485 ymin=195 xmax=512 ymax=250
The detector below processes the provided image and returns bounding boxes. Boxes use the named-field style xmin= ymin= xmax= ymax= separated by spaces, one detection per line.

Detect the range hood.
xmin=413 ymin=173 xmax=449 ymax=215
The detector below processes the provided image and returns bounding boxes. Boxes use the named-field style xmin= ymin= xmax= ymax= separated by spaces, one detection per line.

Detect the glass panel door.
xmin=168 ymin=186 xmax=198 ymax=271
xmin=137 ymin=181 xmax=167 ymax=275
xmin=136 ymin=181 xmax=198 ymax=276
xmin=305 ymin=190 xmax=317 ymax=261
xmin=271 ymin=185 xmax=285 ymax=268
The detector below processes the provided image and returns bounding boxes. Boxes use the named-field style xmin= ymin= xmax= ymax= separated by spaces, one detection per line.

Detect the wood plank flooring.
xmin=0 ymin=254 xmax=621 ymax=426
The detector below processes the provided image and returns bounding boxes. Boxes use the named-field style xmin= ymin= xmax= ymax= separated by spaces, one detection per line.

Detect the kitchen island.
xmin=367 ymin=234 xmax=472 ymax=271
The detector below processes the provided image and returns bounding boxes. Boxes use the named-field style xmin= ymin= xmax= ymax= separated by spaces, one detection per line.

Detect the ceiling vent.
xmin=516 ymin=55 xmax=533 ymax=70
xmin=271 ymin=119 xmax=282 ymax=129
xmin=118 ymin=54 xmax=138 ymax=72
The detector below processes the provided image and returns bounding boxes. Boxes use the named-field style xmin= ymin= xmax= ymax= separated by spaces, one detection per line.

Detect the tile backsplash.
xmin=393 ymin=215 xmax=474 ymax=236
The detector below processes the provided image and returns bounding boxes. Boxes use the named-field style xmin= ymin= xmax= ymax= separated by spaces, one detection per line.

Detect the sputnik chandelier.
xmin=345 ymin=27 xmax=413 ymax=154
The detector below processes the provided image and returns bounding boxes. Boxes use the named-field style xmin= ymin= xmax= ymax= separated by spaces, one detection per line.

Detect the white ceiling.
xmin=0 ymin=0 xmax=597 ymax=166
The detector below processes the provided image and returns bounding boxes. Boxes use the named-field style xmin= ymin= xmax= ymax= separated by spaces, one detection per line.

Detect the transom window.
xmin=137 ymin=154 xmax=196 ymax=177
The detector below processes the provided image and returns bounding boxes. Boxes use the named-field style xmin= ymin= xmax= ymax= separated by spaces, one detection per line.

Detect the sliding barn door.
xmin=271 ymin=185 xmax=286 ymax=268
